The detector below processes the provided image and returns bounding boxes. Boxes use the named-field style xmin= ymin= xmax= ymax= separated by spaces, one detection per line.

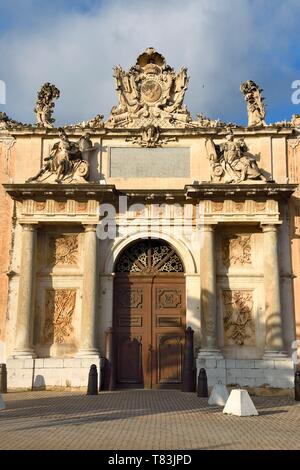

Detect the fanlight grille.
xmin=116 ymin=240 xmax=184 ymax=274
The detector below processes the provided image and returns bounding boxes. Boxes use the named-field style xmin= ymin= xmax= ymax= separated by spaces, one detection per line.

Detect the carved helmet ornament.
xmin=106 ymin=47 xmax=191 ymax=128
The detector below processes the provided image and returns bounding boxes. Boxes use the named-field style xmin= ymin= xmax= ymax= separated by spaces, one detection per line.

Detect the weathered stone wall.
xmin=287 ymin=139 xmax=300 ymax=340
xmin=0 ymin=139 xmax=15 ymax=353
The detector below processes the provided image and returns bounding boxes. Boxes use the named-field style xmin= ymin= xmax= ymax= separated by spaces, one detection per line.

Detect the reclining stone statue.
xmin=206 ymin=134 xmax=268 ymax=183
xmin=27 ymin=129 xmax=90 ymax=184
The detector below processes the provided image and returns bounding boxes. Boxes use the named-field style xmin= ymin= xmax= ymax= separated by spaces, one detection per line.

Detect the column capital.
xmin=20 ymin=223 xmax=39 ymax=232
xmin=261 ymin=224 xmax=279 ymax=233
xmin=199 ymin=224 xmax=217 ymax=233
xmin=83 ymin=224 xmax=97 ymax=232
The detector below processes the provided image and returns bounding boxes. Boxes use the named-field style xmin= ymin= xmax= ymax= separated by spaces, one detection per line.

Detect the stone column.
xmin=199 ymin=225 xmax=222 ymax=357
xmin=13 ymin=224 xmax=37 ymax=358
xmin=262 ymin=224 xmax=285 ymax=356
xmin=77 ymin=224 xmax=99 ymax=357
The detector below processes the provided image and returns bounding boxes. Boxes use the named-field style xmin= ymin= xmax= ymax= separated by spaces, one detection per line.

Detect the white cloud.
xmin=0 ymin=0 xmax=299 ymax=125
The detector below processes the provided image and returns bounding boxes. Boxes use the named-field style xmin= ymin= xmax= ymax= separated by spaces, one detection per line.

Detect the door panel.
xmin=117 ymin=335 xmax=142 ymax=383
xmin=157 ymin=334 xmax=183 ymax=383
xmin=114 ymin=274 xmax=185 ymax=389
xmin=152 ymin=277 xmax=186 ymax=388
xmin=114 ymin=277 xmax=152 ymax=387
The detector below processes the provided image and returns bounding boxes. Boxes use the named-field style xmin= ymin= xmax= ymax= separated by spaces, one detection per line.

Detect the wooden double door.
xmin=114 ymin=274 xmax=186 ymax=388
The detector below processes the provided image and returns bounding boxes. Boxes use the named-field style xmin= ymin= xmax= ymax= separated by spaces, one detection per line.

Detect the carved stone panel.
xmin=44 ymin=289 xmax=76 ymax=344
xmin=222 ymin=234 xmax=252 ymax=268
xmin=222 ymin=290 xmax=255 ymax=346
xmin=48 ymin=234 xmax=79 ymax=267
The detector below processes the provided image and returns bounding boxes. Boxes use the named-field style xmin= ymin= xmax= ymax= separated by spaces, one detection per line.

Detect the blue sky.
xmin=0 ymin=0 xmax=300 ymax=126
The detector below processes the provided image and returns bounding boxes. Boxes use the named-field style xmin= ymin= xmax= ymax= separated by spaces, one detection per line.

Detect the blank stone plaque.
xmin=109 ymin=147 xmax=190 ymax=178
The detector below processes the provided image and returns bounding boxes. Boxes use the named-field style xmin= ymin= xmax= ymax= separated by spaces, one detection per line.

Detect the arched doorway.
xmin=113 ymin=239 xmax=186 ymax=389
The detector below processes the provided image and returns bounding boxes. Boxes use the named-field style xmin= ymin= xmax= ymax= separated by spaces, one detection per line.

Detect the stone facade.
xmin=0 ymin=49 xmax=299 ymax=392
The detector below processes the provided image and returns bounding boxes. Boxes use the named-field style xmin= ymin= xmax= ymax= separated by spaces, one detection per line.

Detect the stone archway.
xmin=113 ymin=239 xmax=186 ymax=389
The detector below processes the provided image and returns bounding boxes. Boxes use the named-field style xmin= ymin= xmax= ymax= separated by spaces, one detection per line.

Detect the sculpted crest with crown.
xmin=106 ymin=47 xmax=192 ymax=128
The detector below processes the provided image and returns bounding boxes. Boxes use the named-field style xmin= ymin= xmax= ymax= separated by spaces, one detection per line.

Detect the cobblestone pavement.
xmin=0 ymin=390 xmax=299 ymax=450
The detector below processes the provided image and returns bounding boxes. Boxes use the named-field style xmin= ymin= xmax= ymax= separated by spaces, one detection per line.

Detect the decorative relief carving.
xmin=288 ymin=138 xmax=300 ymax=184
xmin=118 ymin=288 xmax=143 ymax=309
xmin=35 ymin=201 xmax=46 ymax=212
xmin=212 ymin=201 xmax=224 ymax=212
xmin=55 ymin=201 xmax=66 ymax=212
xmin=222 ymin=234 xmax=252 ymax=267
xmin=126 ymin=125 xmax=177 ymax=147
xmin=48 ymin=234 xmax=79 ymax=266
xmin=106 ymin=48 xmax=192 ymax=129
xmin=222 ymin=290 xmax=255 ymax=346
xmin=0 ymin=135 xmax=16 ymax=176
xmin=157 ymin=289 xmax=182 ymax=309
xmin=233 ymin=201 xmax=244 ymax=212
xmin=255 ymin=201 xmax=266 ymax=212
xmin=44 ymin=289 xmax=76 ymax=344
xmin=76 ymin=202 xmax=88 ymax=212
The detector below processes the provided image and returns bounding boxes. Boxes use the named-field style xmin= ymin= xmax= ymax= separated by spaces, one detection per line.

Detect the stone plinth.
xmin=197 ymin=355 xmax=295 ymax=391
xmin=6 ymin=357 xmax=104 ymax=391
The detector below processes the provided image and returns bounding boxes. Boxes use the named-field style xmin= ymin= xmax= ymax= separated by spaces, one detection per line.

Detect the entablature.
xmin=3 ymin=182 xmax=296 ymax=226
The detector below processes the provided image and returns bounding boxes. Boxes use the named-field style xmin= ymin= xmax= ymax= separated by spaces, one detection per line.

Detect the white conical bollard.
xmin=0 ymin=394 xmax=5 ymax=411
xmin=208 ymin=383 xmax=229 ymax=406
xmin=223 ymin=389 xmax=258 ymax=416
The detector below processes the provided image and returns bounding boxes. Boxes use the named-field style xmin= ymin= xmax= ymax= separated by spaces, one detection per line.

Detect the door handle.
xmin=148 ymin=344 xmax=152 ymax=352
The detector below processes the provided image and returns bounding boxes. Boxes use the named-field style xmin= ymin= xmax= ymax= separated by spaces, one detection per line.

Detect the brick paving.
xmin=0 ymin=390 xmax=299 ymax=450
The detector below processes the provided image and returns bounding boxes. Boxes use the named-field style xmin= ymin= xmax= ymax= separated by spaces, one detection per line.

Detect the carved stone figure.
xmin=206 ymin=134 xmax=267 ymax=183
xmin=126 ymin=125 xmax=177 ymax=147
xmin=34 ymin=82 xmax=60 ymax=128
xmin=26 ymin=128 xmax=89 ymax=183
xmin=106 ymin=48 xmax=192 ymax=129
xmin=240 ymin=80 xmax=266 ymax=127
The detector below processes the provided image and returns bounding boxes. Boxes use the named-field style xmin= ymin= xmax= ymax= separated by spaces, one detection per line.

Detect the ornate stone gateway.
xmin=1 ymin=47 xmax=299 ymax=393
xmin=114 ymin=240 xmax=186 ymax=389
